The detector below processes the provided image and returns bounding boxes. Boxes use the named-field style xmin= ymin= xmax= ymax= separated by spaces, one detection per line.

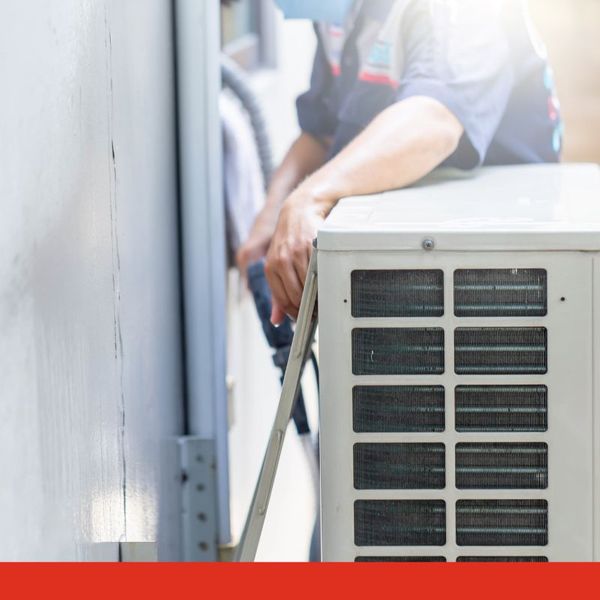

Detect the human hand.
xmin=265 ymin=190 xmax=326 ymax=324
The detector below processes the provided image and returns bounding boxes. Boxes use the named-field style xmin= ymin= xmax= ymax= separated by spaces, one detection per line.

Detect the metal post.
xmin=174 ymin=0 xmax=231 ymax=548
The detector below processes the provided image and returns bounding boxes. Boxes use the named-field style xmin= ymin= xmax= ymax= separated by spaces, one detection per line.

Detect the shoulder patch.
xmin=358 ymin=1 xmax=412 ymax=89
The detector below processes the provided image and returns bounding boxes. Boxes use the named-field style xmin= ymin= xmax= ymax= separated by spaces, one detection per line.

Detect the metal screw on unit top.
xmin=422 ymin=238 xmax=435 ymax=251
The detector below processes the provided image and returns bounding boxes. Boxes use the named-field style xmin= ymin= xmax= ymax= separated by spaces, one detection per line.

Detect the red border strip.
xmin=358 ymin=71 xmax=399 ymax=89
xmin=1 ymin=563 xmax=597 ymax=600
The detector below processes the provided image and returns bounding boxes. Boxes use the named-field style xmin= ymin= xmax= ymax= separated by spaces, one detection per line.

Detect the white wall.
xmin=0 ymin=0 xmax=184 ymax=560
xmin=226 ymin=16 xmax=318 ymax=562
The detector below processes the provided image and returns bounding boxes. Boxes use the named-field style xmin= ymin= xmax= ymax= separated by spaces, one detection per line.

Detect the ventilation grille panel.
xmin=456 ymin=500 xmax=548 ymax=546
xmin=353 ymin=386 xmax=445 ymax=433
xmin=355 ymin=500 xmax=446 ymax=546
xmin=454 ymin=328 xmax=547 ymax=375
xmin=457 ymin=556 xmax=548 ymax=562
xmin=344 ymin=266 xmax=556 ymax=561
xmin=355 ymin=556 xmax=447 ymax=562
xmin=352 ymin=270 xmax=444 ymax=317
xmin=454 ymin=269 xmax=547 ymax=317
xmin=354 ymin=443 xmax=445 ymax=490
xmin=456 ymin=443 xmax=548 ymax=489
xmin=455 ymin=385 xmax=548 ymax=432
xmin=353 ymin=328 xmax=445 ymax=375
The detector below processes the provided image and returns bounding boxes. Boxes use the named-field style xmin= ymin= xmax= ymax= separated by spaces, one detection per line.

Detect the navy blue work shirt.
xmin=297 ymin=0 xmax=563 ymax=168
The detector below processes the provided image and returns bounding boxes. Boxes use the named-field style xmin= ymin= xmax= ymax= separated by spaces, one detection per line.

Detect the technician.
xmin=236 ymin=0 xmax=563 ymax=323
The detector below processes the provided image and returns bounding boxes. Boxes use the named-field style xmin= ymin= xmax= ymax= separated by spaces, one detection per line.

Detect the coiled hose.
xmin=221 ymin=55 xmax=273 ymax=191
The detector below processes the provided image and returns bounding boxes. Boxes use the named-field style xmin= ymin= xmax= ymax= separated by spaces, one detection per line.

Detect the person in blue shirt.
xmin=237 ymin=0 xmax=563 ymax=323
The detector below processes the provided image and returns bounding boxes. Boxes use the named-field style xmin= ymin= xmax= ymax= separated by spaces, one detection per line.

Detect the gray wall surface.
xmin=0 ymin=0 xmax=184 ymax=560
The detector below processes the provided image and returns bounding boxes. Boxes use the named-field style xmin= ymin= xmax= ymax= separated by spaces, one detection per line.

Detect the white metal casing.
xmin=319 ymin=164 xmax=600 ymax=252
xmin=318 ymin=164 xmax=600 ymax=562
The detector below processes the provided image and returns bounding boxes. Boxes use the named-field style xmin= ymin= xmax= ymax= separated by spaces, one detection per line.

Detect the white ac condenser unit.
xmin=317 ymin=163 xmax=600 ymax=562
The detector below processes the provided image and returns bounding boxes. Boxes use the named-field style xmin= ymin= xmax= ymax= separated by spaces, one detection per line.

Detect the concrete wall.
xmin=0 ymin=0 xmax=184 ymax=560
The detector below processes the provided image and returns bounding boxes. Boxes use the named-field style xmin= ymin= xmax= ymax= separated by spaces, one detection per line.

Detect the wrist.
xmin=253 ymin=201 xmax=281 ymax=233
xmin=293 ymin=178 xmax=339 ymax=217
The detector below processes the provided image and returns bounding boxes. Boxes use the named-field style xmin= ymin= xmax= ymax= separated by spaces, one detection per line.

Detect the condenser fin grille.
xmin=454 ymin=269 xmax=547 ymax=317
xmin=353 ymin=328 xmax=445 ymax=375
xmin=352 ymin=270 xmax=444 ymax=317
xmin=355 ymin=500 xmax=446 ymax=546
xmin=454 ymin=328 xmax=547 ymax=375
xmin=455 ymin=386 xmax=548 ymax=432
xmin=456 ymin=500 xmax=548 ymax=546
xmin=354 ymin=443 xmax=445 ymax=490
xmin=456 ymin=443 xmax=548 ymax=489
xmin=353 ymin=386 xmax=445 ymax=433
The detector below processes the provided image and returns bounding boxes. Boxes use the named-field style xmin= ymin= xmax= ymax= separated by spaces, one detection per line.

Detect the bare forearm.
xmin=264 ymin=96 xmax=464 ymax=323
xmin=236 ymin=132 xmax=329 ymax=273
xmin=296 ymin=96 xmax=464 ymax=215
xmin=265 ymin=132 xmax=329 ymax=210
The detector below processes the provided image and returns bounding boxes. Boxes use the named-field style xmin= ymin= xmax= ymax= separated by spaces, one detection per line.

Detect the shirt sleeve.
xmin=296 ymin=26 xmax=339 ymax=142
xmin=396 ymin=0 xmax=515 ymax=169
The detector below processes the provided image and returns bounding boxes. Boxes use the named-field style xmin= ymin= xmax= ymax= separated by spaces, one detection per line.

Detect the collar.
xmin=360 ymin=0 xmax=397 ymax=22
xmin=345 ymin=0 xmax=394 ymax=31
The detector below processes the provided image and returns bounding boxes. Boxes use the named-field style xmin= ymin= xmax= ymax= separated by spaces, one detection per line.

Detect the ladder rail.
xmin=235 ymin=250 xmax=319 ymax=562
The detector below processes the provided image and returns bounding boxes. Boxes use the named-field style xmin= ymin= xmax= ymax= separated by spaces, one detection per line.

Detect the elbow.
xmin=437 ymin=117 xmax=463 ymax=159
xmin=426 ymin=100 xmax=464 ymax=160
xmin=406 ymin=96 xmax=464 ymax=162
xmin=432 ymin=121 xmax=462 ymax=163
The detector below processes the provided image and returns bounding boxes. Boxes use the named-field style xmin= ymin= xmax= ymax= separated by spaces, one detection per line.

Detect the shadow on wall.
xmin=530 ymin=0 xmax=600 ymax=162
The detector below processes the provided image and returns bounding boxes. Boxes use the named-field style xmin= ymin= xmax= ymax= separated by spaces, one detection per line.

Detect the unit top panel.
xmin=318 ymin=164 xmax=600 ymax=252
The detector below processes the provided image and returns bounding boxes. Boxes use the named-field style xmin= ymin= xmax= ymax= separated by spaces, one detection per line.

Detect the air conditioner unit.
xmin=317 ymin=163 xmax=600 ymax=562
